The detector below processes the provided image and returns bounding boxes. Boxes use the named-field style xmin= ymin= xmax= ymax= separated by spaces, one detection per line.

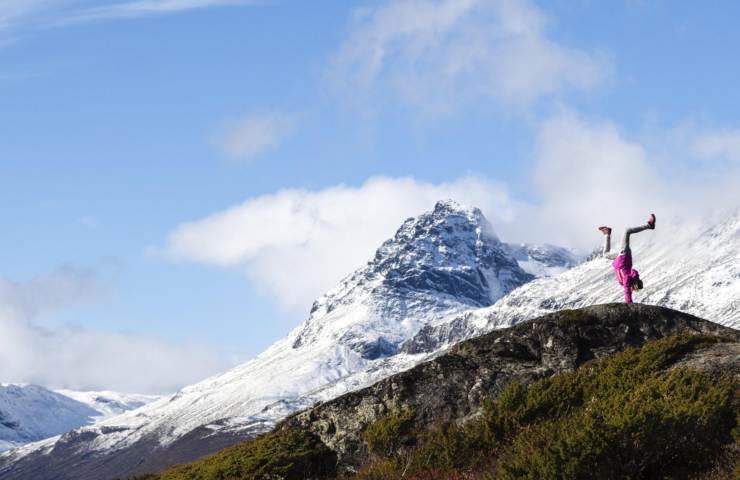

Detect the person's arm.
xmin=616 ymin=258 xmax=632 ymax=303
xmin=623 ymin=280 xmax=633 ymax=304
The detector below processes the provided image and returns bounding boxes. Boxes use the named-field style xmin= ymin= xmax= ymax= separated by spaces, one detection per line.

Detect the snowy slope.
xmin=54 ymin=390 xmax=160 ymax=421
xmin=0 ymin=200 xmax=540 ymax=475
xmin=0 ymin=385 xmax=158 ymax=452
xmin=462 ymin=214 xmax=740 ymax=333
xmin=502 ymin=243 xmax=581 ymax=278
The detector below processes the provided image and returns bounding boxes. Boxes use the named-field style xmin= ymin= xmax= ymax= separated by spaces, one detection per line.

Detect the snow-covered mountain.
xmin=0 ymin=384 xmax=158 ymax=452
xmin=502 ymin=243 xmax=580 ymax=278
xmin=54 ymin=390 xmax=160 ymax=421
xmin=3 ymin=203 xmax=738 ymax=480
xmin=0 ymin=200 xmax=548 ymax=479
xmin=291 ymin=199 xmax=534 ymax=358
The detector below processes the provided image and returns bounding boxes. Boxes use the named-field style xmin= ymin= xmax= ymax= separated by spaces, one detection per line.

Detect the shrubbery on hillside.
xmin=149 ymin=334 xmax=738 ymax=479
xmin=356 ymin=334 xmax=738 ymax=480
xmin=156 ymin=427 xmax=336 ymax=480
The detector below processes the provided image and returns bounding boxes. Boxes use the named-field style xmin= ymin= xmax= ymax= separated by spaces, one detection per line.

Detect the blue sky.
xmin=2 ymin=0 xmax=740 ymax=393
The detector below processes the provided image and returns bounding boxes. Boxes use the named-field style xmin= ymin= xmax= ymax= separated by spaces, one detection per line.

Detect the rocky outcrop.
xmin=280 ymin=303 xmax=739 ymax=470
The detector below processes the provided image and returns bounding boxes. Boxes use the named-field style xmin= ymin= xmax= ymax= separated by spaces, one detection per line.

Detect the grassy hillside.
xmin=145 ymin=333 xmax=739 ymax=480
xmin=137 ymin=427 xmax=335 ymax=480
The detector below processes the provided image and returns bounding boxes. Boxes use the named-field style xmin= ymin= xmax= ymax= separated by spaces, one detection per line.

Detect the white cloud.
xmin=0 ymin=0 xmax=254 ymax=39
xmin=528 ymin=112 xmax=664 ymax=249
xmin=162 ymin=175 xmax=519 ymax=309
xmin=524 ymin=111 xmax=740 ymax=251
xmin=54 ymin=0 xmax=253 ymax=25
xmin=215 ymin=112 xmax=298 ymax=162
xmin=0 ymin=266 xmax=228 ymax=394
xmin=161 ymin=111 xmax=740 ymax=313
xmin=0 ymin=0 xmax=49 ymax=39
xmin=327 ymin=0 xmax=612 ymax=115
xmin=692 ymin=129 xmax=740 ymax=163
xmin=0 ymin=266 xmax=102 ymax=320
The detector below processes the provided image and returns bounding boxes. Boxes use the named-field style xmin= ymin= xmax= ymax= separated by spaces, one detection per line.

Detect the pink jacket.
xmin=612 ymin=251 xmax=639 ymax=304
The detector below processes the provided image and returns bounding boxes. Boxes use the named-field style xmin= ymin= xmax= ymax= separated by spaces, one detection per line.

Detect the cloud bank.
xmin=523 ymin=112 xmax=740 ymax=248
xmin=0 ymin=267 xmax=228 ymax=394
xmin=327 ymin=0 xmax=612 ymax=115
xmin=162 ymin=176 xmax=518 ymax=309
xmin=527 ymin=112 xmax=665 ymax=248
xmin=692 ymin=129 xmax=740 ymax=164
xmin=162 ymin=110 xmax=740 ymax=313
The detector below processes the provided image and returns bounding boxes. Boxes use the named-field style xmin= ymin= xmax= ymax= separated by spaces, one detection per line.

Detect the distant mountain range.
xmin=0 ymin=384 xmax=158 ymax=452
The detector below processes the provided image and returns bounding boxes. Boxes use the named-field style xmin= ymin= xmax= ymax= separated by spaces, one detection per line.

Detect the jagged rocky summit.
xmin=0 ymin=200 xmax=545 ymax=480
xmin=292 ymin=200 xmax=535 ymax=359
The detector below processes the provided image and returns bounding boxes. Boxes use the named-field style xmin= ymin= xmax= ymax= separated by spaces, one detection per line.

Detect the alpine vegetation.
xmin=153 ymin=304 xmax=740 ymax=479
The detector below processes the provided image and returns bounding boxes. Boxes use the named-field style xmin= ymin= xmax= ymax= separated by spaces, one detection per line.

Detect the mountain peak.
xmin=390 ymin=199 xmax=495 ymax=250
xmin=373 ymin=200 xmax=514 ymax=301
xmin=292 ymin=201 xmax=532 ymax=356
xmin=432 ymin=198 xmax=481 ymax=217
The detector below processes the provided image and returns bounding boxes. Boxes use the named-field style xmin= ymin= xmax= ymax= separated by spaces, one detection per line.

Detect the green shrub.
xmin=496 ymin=369 xmax=737 ymax=479
xmin=352 ymin=458 xmax=402 ymax=480
xmin=157 ymin=427 xmax=336 ymax=480
xmin=358 ymin=334 xmax=739 ymax=480
xmin=403 ymin=420 xmax=496 ymax=473
xmin=153 ymin=334 xmax=737 ymax=480
xmin=363 ymin=407 xmax=417 ymax=456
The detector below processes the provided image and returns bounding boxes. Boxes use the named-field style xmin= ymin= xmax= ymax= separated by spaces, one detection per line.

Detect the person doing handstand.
xmin=598 ymin=213 xmax=656 ymax=304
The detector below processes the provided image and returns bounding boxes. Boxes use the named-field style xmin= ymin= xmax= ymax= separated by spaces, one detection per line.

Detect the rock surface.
xmin=281 ymin=303 xmax=739 ymax=470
